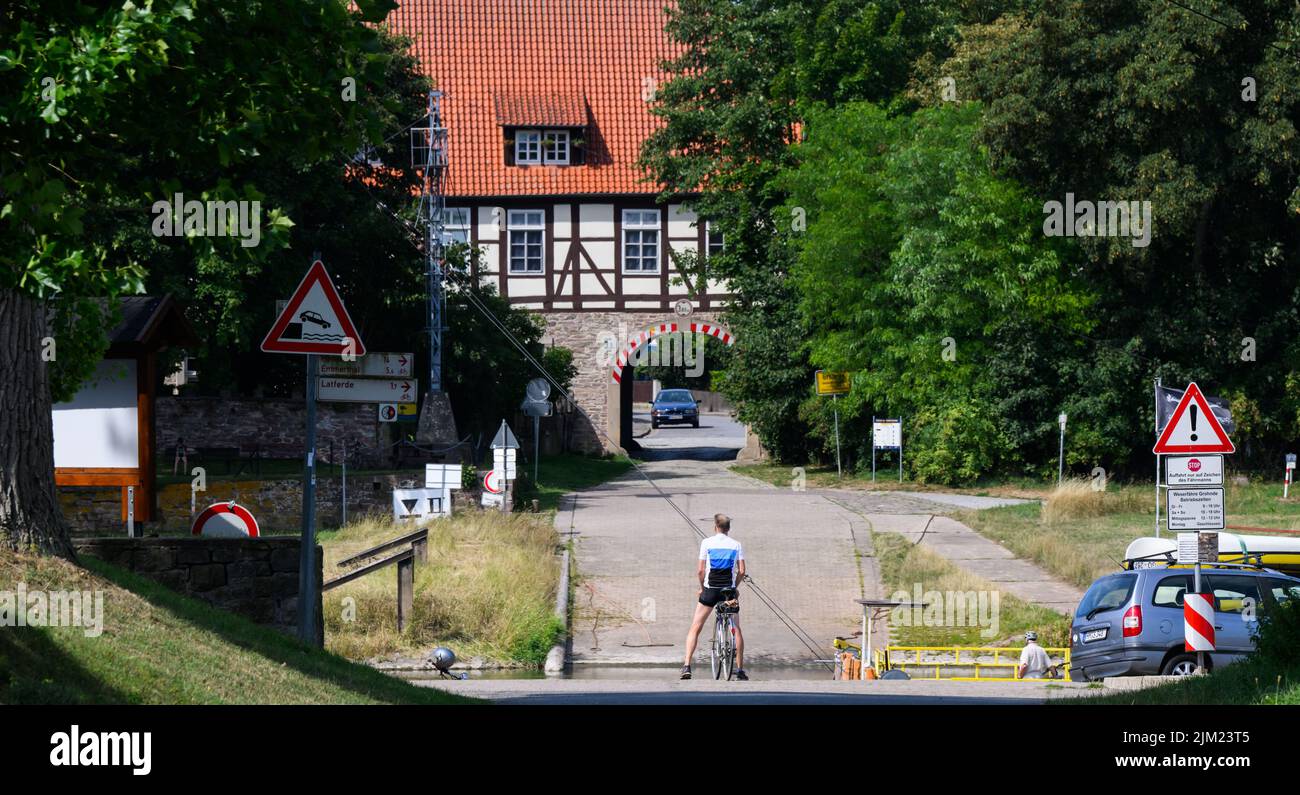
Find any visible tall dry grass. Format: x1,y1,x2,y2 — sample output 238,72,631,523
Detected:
1041,479,1147,524
320,510,561,665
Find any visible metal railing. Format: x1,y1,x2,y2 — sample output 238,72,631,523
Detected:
323,528,429,632
872,645,1073,682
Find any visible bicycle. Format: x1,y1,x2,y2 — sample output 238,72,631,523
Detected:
710,588,740,680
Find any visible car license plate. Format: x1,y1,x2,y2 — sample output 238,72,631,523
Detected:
1084,628,1107,642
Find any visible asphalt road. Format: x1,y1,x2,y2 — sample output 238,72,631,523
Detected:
632,409,747,461
414,676,1093,704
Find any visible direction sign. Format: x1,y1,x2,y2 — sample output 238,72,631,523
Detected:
493,448,517,480
1167,487,1226,530
192,502,260,538
319,352,414,378
1152,382,1235,454
1166,455,1223,487
397,402,418,423
318,376,416,404
815,370,851,396
261,260,366,356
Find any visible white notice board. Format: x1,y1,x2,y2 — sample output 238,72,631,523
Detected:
52,359,138,468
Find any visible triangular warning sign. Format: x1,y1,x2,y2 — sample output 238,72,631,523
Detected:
401,498,419,515
490,420,520,449
261,259,366,356
1153,382,1234,454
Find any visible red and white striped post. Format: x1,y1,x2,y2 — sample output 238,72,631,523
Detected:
1184,592,1215,673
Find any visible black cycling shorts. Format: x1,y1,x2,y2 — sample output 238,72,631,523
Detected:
699,587,738,608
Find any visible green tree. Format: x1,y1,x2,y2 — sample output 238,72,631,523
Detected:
1,0,401,556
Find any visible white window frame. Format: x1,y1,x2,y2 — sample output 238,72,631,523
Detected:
515,130,542,165
705,220,724,257
508,210,545,274
622,209,661,273
442,207,471,245
542,130,570,165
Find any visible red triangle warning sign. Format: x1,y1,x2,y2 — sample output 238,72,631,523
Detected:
1152,382,1234,454
261,260,366,356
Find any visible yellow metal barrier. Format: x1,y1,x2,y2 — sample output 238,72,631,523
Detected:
872,645,1072,682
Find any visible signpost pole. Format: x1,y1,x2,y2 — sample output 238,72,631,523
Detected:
1159,379,1170,540
533,415,540,485
298,353,320,645
898,416,903,483
871,416,877,483
341,443,347,528
833,394,842,479
1194,559,1205,674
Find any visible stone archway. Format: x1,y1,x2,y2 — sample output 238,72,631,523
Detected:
610,320,735,383
606,320,737,452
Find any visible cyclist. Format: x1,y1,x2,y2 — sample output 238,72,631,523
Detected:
681,513,747,680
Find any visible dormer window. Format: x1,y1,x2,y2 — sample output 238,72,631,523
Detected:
495,93,589,167
515,129,569,165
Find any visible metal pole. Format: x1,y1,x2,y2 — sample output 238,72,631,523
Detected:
1058,416,1065,488
898,417,903,483
341,443,347,528
1155,378,1161,538
299,354,320,645
871,416,877,483
126,486,135,538
833,394,842,479
533,415,540,484
1194,560,1205,673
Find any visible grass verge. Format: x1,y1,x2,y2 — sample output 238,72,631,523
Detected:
1077,659,1300,705
958,481,1300,590
319,511,562,665
516,452,634,512
872,532,1069,647
731,463,1049,499
0,549,473,704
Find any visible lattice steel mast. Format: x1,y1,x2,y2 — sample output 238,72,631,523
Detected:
413,90,448,393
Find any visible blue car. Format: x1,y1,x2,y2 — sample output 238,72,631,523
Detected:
651,389,699,429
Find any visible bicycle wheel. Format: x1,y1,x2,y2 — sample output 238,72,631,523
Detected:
710,615,723,679
722,618,735,680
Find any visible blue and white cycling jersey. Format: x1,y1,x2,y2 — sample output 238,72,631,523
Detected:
700,534,744,589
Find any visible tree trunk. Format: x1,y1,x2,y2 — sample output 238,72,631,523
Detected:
0,287,76,559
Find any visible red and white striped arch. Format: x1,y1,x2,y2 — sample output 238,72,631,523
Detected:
611,322,735,384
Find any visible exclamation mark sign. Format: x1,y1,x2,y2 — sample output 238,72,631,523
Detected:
1189,404,1198,442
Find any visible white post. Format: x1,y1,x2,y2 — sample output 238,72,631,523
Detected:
1058,412,1067,487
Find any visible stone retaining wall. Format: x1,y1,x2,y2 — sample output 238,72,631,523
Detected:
73,536,322,642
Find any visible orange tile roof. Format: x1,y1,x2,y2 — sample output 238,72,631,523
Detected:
385,0,679,198
493,93,589,127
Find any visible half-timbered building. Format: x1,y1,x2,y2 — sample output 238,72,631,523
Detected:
388,0,736,452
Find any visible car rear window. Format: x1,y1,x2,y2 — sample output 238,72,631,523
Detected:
1076,573,1137,618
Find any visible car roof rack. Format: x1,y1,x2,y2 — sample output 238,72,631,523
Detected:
1122,551,1279,574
